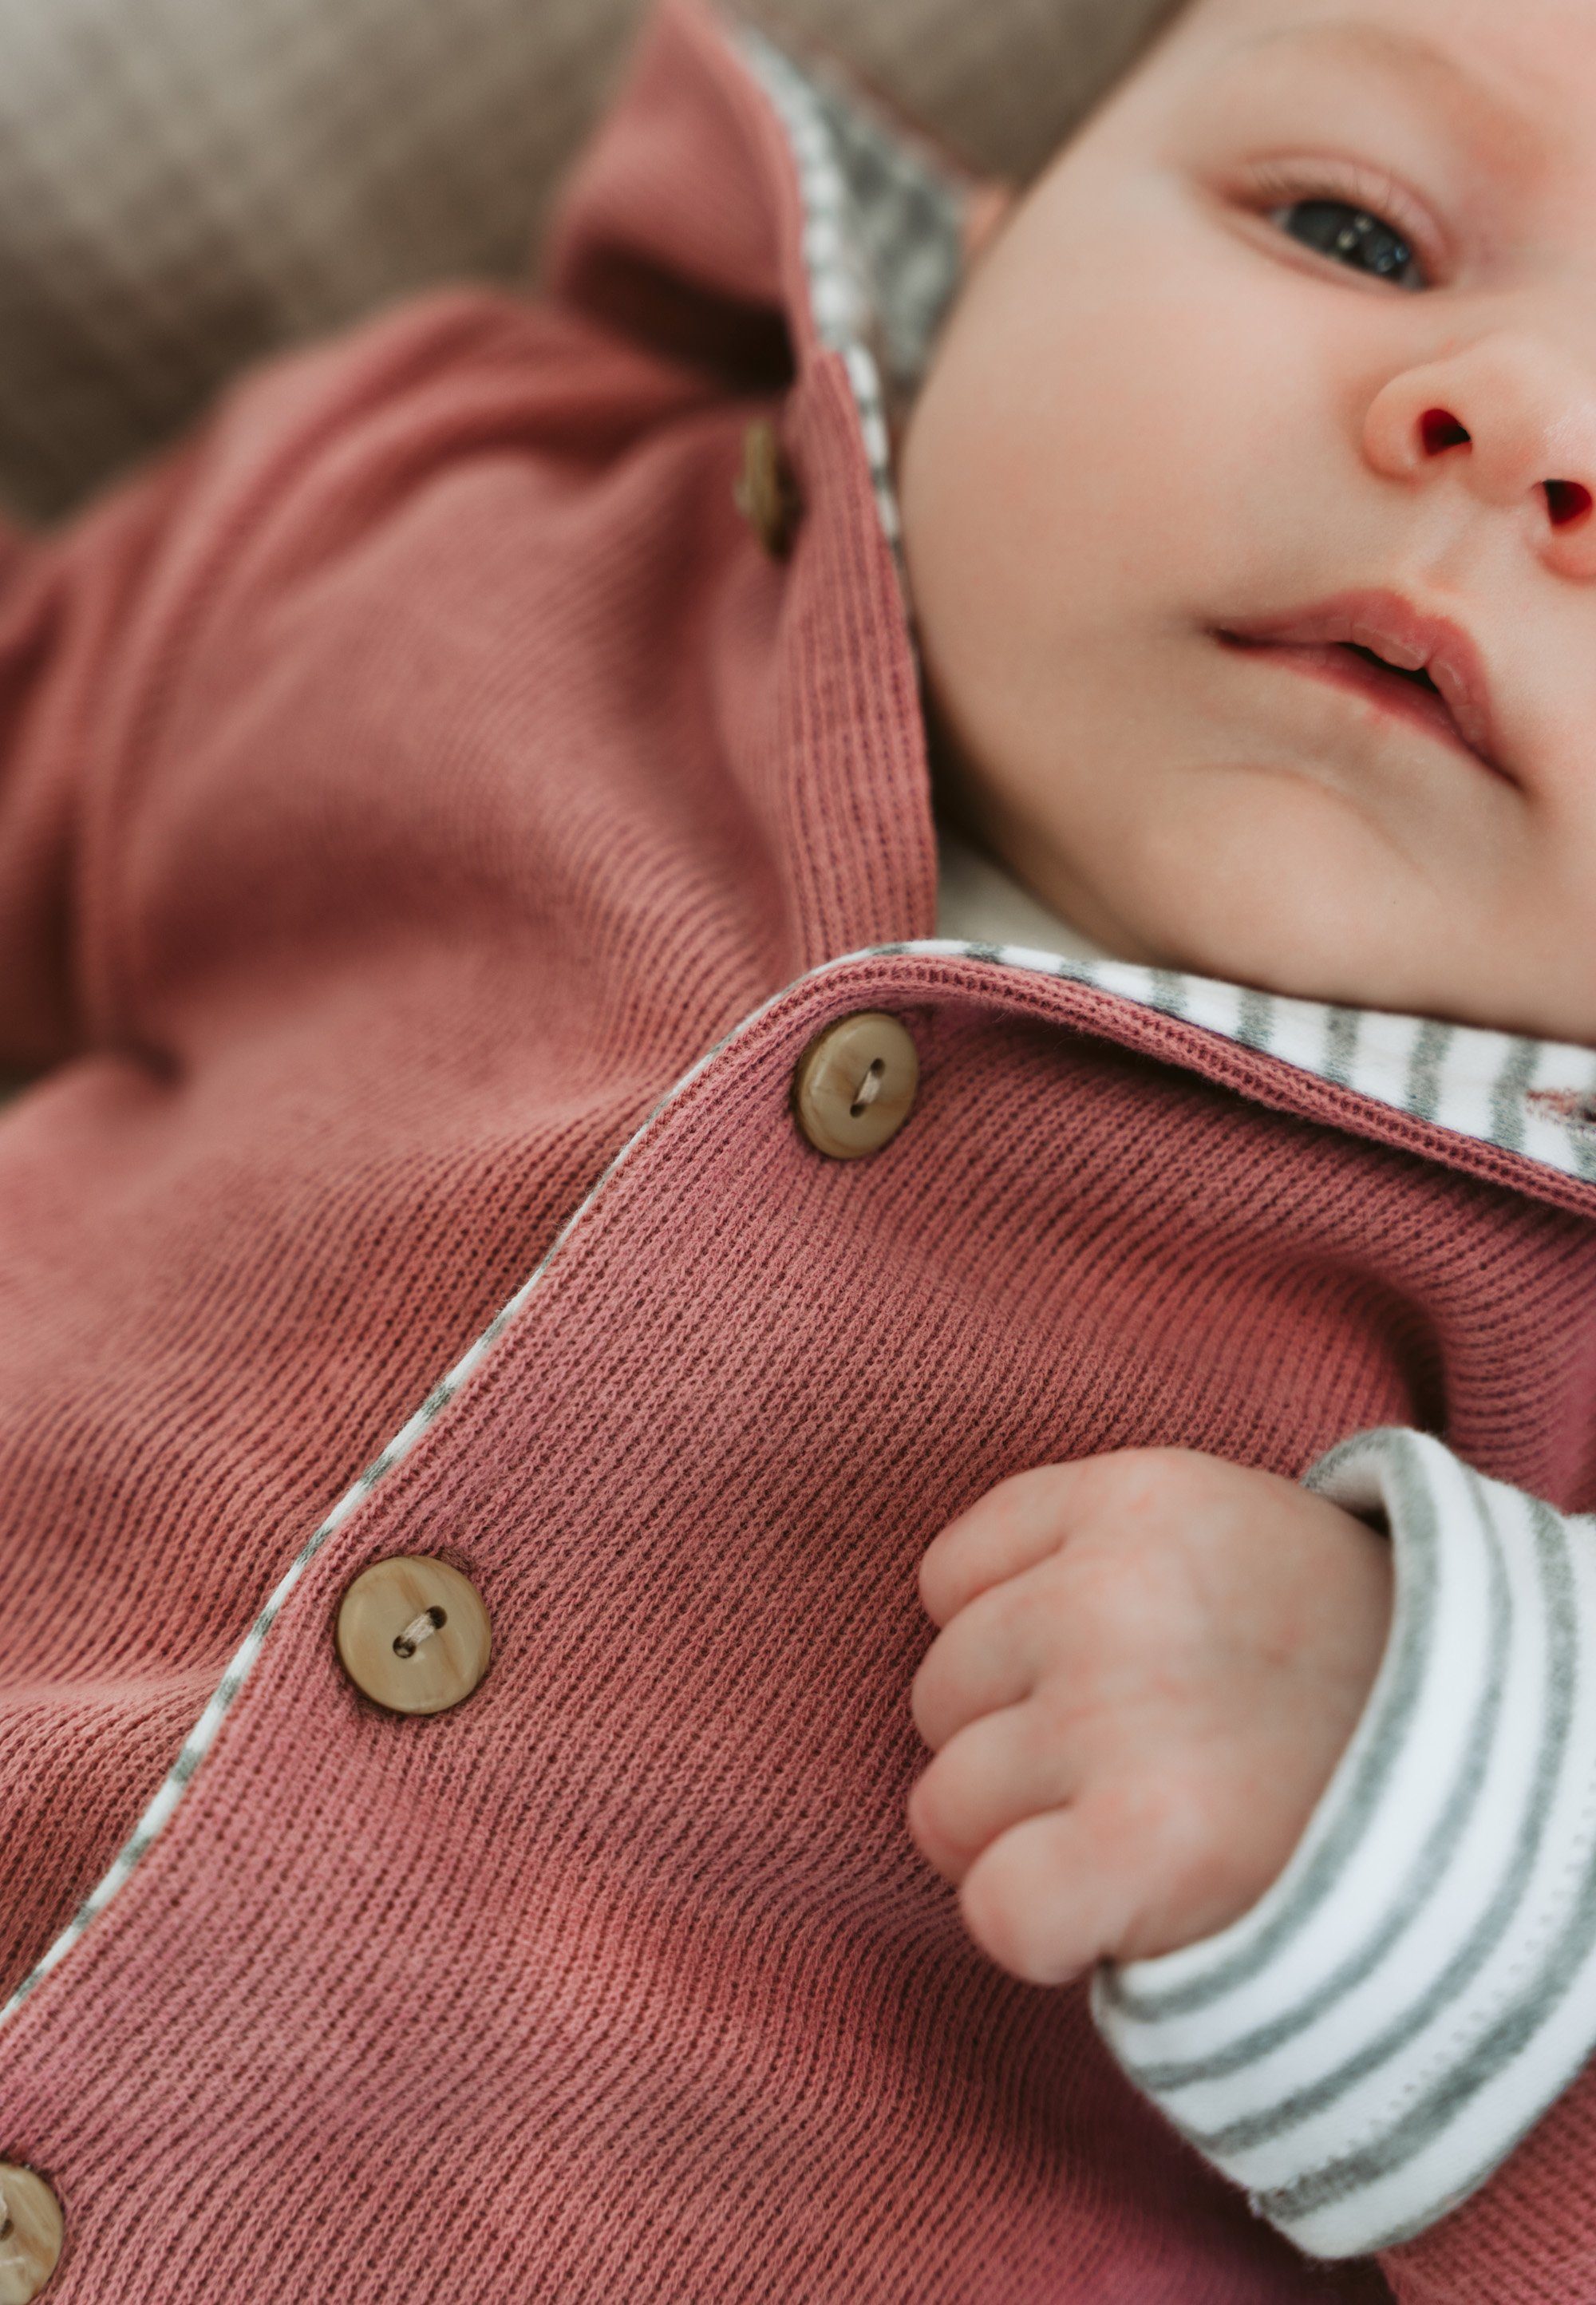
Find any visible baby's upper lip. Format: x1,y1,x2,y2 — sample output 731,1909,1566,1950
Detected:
1217,590,1512,781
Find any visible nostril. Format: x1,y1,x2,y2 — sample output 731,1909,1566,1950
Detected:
1420,407,1472,455
1545,479,1594,530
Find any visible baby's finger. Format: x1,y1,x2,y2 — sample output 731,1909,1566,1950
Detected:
958,1800,1144,1987
910,1568,1042,1750
907,1700,1077,1884
919,1464,1089,1627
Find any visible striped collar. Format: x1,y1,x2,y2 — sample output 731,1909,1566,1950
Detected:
734,21,1596,1188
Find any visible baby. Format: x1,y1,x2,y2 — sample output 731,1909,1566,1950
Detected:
896,0,1596,2277
903,0,1595,1997
1,0,1594,2297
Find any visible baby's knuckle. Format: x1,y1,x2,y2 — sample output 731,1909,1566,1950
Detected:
921,1490,1032,1620
1032,1548,1145,1656
1124,1446,1214,1509
969,1866,1078,1986
908,1650,947,1745
1060,1448,1180,1529
917,1535,967,1625
960,1860,1033,1975
906,1769,958,1871
1112,1767,1226,1889
985,1462,1069,1512
1080,1451,1247,1568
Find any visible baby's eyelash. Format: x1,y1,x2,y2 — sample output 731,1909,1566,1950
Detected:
1237,158,1447,283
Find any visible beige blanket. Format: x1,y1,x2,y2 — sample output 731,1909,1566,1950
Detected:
0,0,1175,522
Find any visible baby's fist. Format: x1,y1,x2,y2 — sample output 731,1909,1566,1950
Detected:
907,1449,1393,1984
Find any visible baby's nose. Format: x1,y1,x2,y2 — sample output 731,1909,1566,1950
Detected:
1363,333,1596,579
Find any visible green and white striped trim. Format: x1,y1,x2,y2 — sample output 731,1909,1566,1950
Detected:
894,937,1596,1182
734,24,966,569
0,961,804,2027
1095,1430,1596,2257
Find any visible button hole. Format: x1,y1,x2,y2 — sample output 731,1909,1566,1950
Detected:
393,1604,447,1659
849,1058,887,1117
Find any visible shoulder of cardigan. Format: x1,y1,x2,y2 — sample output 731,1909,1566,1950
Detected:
726,14,1596,1186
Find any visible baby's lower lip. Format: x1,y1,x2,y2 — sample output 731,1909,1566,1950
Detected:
1215,632,1500,778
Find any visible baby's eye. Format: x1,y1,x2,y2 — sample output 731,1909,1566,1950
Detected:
1272,199,1426,290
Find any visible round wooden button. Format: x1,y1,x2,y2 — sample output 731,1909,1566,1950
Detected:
335,1556,491,1716
792,1011,919,1160
733,417,800,559
0,2165,63,2303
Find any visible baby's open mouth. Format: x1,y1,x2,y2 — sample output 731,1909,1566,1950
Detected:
1214,591,1513,784
1227,635,1470,757
1344,642,1440,697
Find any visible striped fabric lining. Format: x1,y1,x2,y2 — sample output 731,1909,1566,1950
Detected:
733,24,965,568
872,939,1596,1184
759,35,967,406
1094,1432,1596,2256
735,27,902,557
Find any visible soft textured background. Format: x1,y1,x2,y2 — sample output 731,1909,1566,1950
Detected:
0,0,1179,523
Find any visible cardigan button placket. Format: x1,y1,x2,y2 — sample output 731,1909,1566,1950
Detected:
335,1556,492,1715
792,1012,919,1160
0,2163,63,2302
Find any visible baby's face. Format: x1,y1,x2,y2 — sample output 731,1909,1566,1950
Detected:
899,0,1596,1042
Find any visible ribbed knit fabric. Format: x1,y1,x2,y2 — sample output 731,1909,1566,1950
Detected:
2,3,1595,2297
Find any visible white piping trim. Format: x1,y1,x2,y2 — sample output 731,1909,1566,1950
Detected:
735,26,903,560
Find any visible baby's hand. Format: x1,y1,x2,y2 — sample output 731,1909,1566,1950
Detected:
907,1450,1394,1983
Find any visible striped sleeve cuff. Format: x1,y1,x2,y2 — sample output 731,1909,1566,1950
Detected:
1089,1429,1596,2260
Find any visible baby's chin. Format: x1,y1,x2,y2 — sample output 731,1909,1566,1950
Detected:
978,802,1584,1047
1131,906,1585,1047
916,663,1591,1045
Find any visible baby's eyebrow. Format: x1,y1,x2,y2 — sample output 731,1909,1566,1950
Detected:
1222,18,1547,184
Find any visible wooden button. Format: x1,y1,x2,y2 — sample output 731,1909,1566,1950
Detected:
792,1011,919,1160
733,417,800,558
335,1556,491,1716
0,2165,63,2303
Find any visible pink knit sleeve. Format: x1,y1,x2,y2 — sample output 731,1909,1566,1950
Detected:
0,283,569,1082
1380,2076,1596,2299
0,443,206,1073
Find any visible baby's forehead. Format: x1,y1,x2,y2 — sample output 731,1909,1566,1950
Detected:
1163,0,1560,101
1132,0,1592,205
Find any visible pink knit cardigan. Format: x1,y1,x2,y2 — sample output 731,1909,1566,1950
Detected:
2,3,1595,2295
